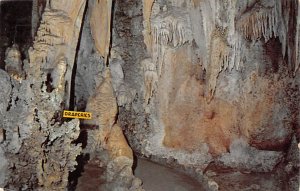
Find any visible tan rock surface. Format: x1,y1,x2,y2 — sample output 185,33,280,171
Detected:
107,124,133,160
159,46,239,156
142,0,155,53
90,0,112,63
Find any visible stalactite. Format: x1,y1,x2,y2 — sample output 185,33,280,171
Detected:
198,0,216,69
90,0,112,65
206,29,230,102
234,0,300,74
142,0,155,53
152,13,192,48
151,9,192,76
230,34,244,71
144,0,299,106
236,1,280,42
225,0,244,71
141,58,158,104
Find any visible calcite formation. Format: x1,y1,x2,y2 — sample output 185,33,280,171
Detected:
151,6,193,76
4,44,24,80
142,0,155,53
114,2,300,188
141,58,158,104
74,2,105,110
90,0,112,63
84,68,119,153
50,56,68,92
109,49,136,107
84,68,141,190
0,0,86,190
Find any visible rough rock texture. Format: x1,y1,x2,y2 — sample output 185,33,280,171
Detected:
0,70,12,120
0,0,86,190
219,138,283,172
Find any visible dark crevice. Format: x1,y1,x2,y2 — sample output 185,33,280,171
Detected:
263,37,282,74
50,110,63,126
14,96,19,104
45,73,54,93
68,1,117,189
34,108,40,123
67,1,89,189
69,0,89,111
67,153,90,191
2,129,6,142
69,55,77,111
6,79,14,111
0,0,34,69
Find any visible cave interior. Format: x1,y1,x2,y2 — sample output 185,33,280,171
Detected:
0,0,299,191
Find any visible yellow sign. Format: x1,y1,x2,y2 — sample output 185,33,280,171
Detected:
63,110,92,119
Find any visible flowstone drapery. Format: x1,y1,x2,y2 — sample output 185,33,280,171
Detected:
121,1,300,184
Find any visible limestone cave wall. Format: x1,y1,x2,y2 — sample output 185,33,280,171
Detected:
0,0,299,190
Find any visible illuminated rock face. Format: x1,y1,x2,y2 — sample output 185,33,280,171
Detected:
90,0,112,62
116,0,299,177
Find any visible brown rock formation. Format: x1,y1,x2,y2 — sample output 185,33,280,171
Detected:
90,0,112,63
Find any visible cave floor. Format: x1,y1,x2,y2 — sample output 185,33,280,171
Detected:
74,157,289,191
134,158,205,191
75,159,105,191
74,157,205,191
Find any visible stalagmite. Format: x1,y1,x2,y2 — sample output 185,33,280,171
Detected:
84,68,141,190
206,29,230,102
84,69,117,134
51,56,68,92
4,44,24,81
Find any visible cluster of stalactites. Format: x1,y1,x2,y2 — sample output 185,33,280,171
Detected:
234,0,300,75
152,14,192,48
237,1,282,42
144,0,300,102
151,8,193,76
192,0,300,100
29,6,71,64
